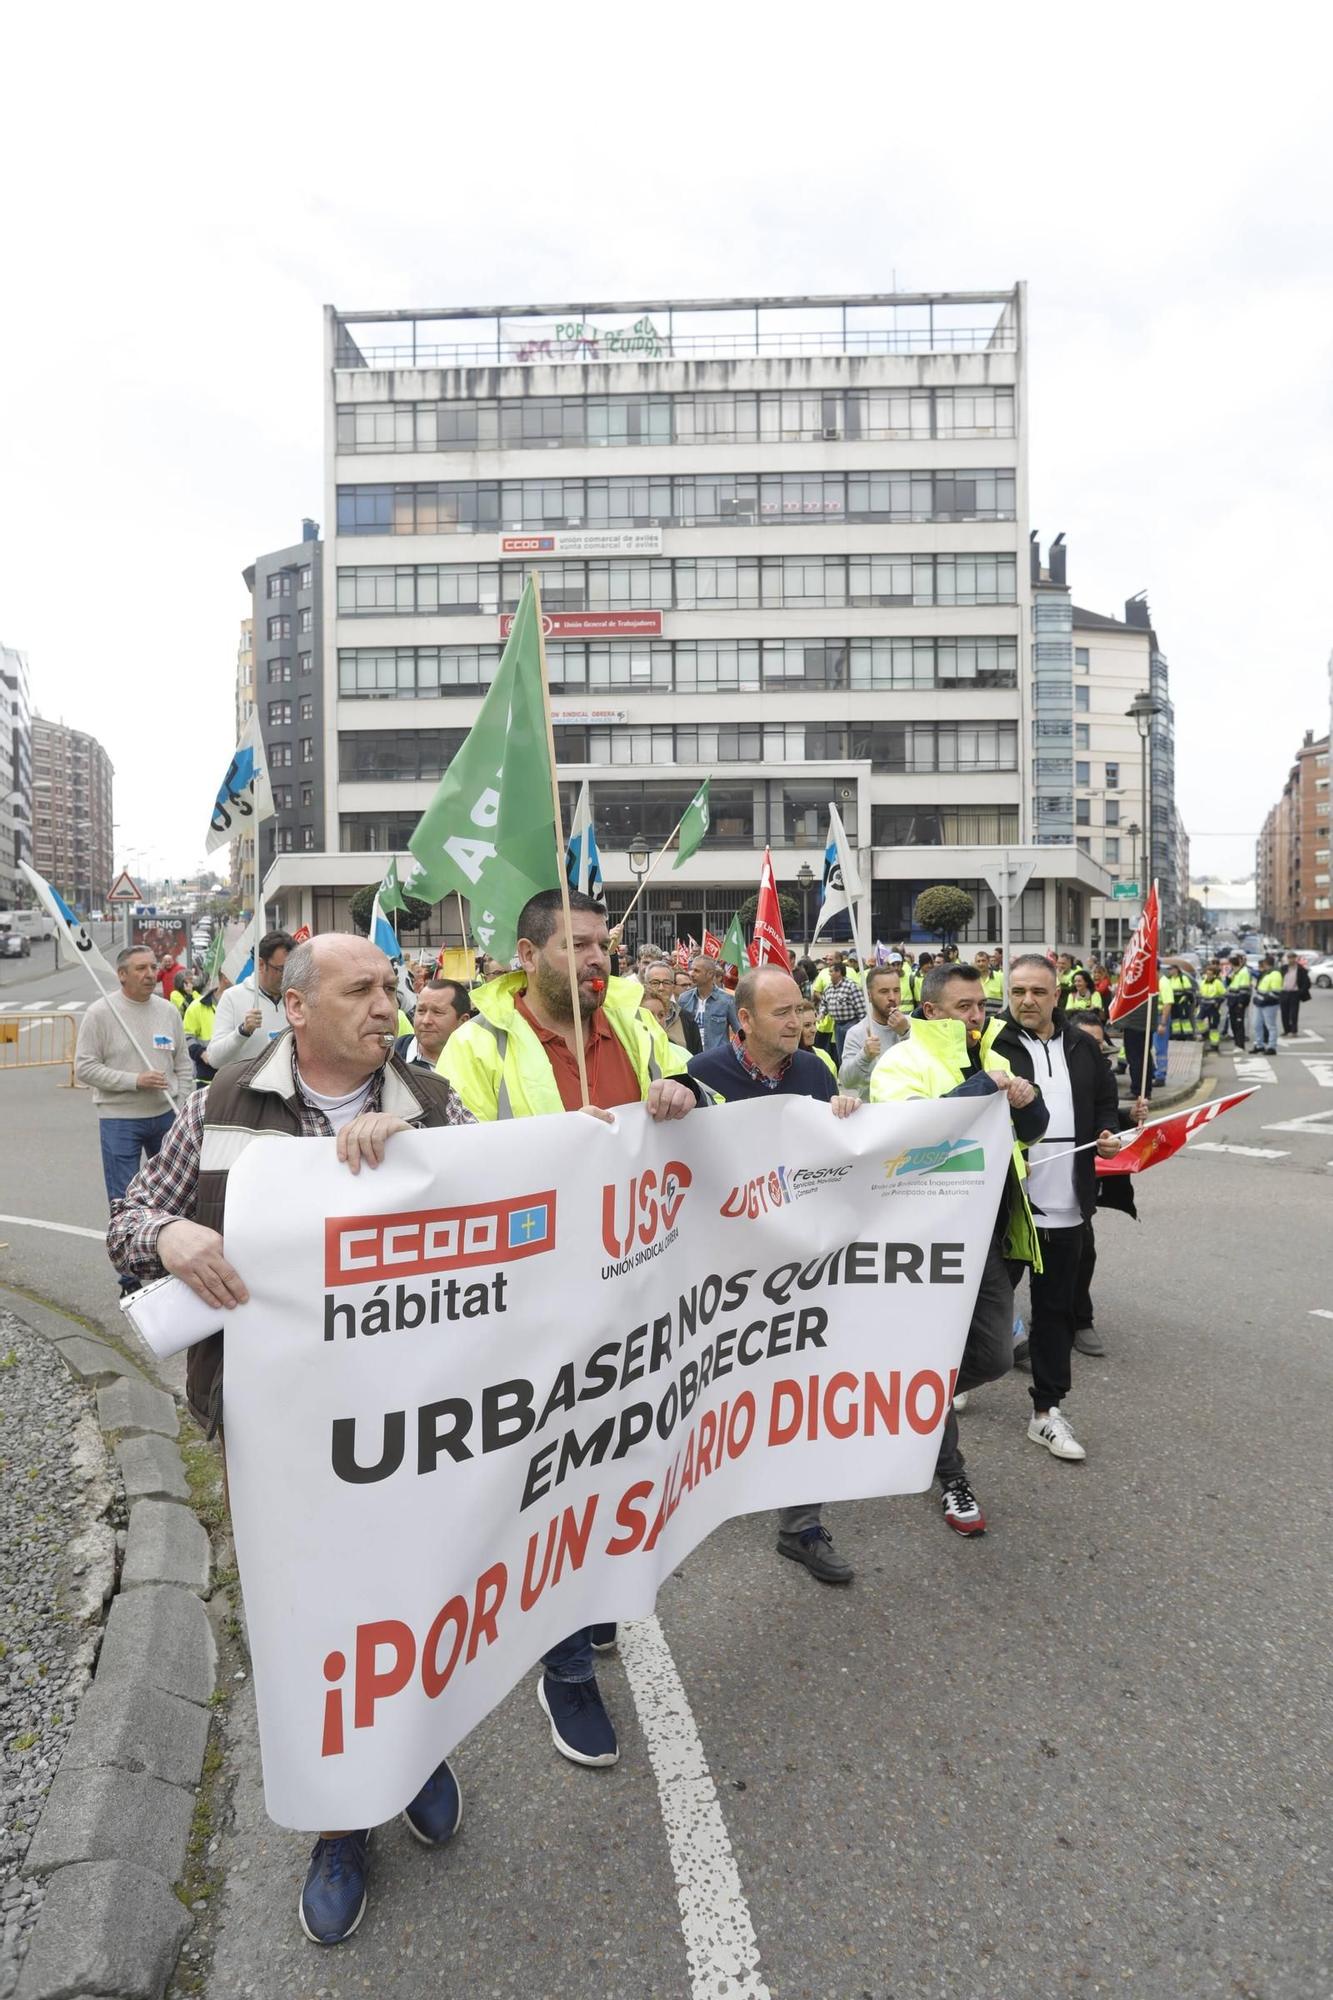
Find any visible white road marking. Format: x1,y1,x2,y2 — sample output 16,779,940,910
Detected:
1294,1027,1326,1042
619,1617,770,2000
1188,1142,1288,1159
1264,1108,1333,1136
1299,1059,1333,1087
1233,1055,1276,1085
0,1213,106,1241
1310,1310,1333,1321
57,1001,85,1012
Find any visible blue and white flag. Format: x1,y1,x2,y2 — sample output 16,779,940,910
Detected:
811,801,863,951
221,935,255,987
370,893,416,1018
206,713,275,855
565,781,603,900
19,861,116,988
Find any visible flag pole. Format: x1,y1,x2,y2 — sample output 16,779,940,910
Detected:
1138,878,1159,1106
531,574,591,1112
455,890,473,979
1033,1084,1256,1167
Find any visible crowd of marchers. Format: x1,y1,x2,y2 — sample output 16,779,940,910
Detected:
70,906,1257,1948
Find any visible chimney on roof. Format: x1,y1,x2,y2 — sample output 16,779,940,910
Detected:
302,518,319,543
1029,529,1040,587
1124,591,1151,630
1049,532,1067,589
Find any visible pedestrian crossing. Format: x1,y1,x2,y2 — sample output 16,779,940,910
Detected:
1233,1053,1276,1085
0,999,89,1014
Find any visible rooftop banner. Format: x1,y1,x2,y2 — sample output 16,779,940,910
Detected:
218,1091,1009,1829
502,316,672,364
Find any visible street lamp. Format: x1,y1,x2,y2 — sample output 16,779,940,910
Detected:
626,831,650,944
797,861,815,943
1126,821,1141,888
1126,693,1158,904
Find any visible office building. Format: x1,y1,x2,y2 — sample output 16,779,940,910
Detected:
0,644,32,912
241,521,324,911
264,291,1113,951
30,718,115,911
1069,591,1180,953
1258,730,1330,949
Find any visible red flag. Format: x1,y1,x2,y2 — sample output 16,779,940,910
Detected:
673,938,691,968
291,923,311,944
1107,883,1159,1023
702,928,722,959
1095,1087,1257,1176
751,847,791,973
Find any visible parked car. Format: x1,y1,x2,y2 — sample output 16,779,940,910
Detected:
0,932,31,959
1307,957,1333,989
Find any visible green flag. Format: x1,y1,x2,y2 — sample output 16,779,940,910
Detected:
719,910,748,971
401,580,559,958
672,778,711,869
203,926,226,986
379,856,407,915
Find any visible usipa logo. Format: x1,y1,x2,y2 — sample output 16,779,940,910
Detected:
601,1163,691,1258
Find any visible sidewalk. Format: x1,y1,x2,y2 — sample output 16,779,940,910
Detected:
1117,1036,1205,1113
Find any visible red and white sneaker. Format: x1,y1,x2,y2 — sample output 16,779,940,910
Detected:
940,1476,986,1535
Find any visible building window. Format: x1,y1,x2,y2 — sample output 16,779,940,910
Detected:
270,743,292,767
277,828,294,853
299,697,314,722
301,825,317,850
266,574,291,599
1074,646,1090,670
1074,685,1090,712
268,701,292,726
267,615,291,640
1105,799,1120,826
1075,798,1091,826
299,652,312,674
1105,837,1120,862
1105,761,1119,788
1076,836,1090,853
267,659,291,683
299,607,313,634
300,565,313,590
1075,760,1090,786
273,784,293,809
301,784,314,808
300,738,314,763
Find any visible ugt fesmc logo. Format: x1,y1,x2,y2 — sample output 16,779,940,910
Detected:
601,1163,691,1261
325,1192,557,1286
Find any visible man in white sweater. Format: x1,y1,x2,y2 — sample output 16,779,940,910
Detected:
837,962,911,1099
205,929,294,1069
75,945,195,1293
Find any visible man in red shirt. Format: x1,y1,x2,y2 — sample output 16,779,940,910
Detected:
441,889,708,1769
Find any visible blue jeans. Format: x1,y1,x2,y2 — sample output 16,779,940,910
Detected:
1152,1016,1171,1082
1252,1000,1279,1052
99,1114,174,1286
543,1628,593,1684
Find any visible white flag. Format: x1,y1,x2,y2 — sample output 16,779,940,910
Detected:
565,781,603,899
206,713,274,855
19,861,116,988
811,801,862,944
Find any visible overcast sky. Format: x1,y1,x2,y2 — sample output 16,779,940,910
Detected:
3,5,1329,891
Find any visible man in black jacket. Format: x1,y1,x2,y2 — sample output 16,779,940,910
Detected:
992,956,1122,1464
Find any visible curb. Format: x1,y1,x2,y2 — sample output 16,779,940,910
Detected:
0,1285,213,2000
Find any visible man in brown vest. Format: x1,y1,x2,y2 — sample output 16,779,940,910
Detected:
107,932,474,1947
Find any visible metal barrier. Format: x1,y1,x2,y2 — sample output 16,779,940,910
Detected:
0,1012,80,1087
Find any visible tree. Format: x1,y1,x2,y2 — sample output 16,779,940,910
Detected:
348,882,436,938
736,889,801,930
913,885,976,944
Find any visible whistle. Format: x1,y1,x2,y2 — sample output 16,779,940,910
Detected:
590,978,606,994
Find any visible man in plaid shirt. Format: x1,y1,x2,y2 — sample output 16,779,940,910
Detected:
107,931,475,1948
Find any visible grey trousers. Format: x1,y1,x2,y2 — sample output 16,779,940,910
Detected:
934,1237,1017,1485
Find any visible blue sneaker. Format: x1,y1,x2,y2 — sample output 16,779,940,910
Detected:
590,1623,618,1652
299,1830,370,1945
402,1756,462,1846
537,1672,619,1767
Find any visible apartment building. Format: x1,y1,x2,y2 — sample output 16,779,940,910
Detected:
0,643,32,911
263,291,1110,951
242,522,324,907
1258,730,1331,950
30,718,114,911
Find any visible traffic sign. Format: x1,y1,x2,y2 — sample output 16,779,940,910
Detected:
106,870,144,904
1112,881,1141,900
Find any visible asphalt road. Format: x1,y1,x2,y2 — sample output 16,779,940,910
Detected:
2,972,1330,2000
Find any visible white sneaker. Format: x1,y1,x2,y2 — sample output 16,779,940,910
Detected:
1027,1405,1087,1461
951,1391,969,1412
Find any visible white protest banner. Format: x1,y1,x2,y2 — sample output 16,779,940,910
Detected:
220,1090,1010,1830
